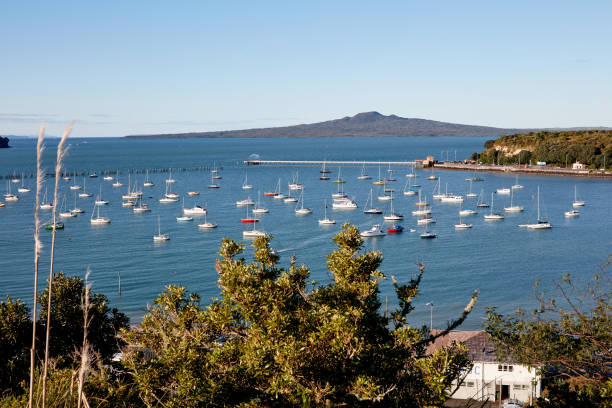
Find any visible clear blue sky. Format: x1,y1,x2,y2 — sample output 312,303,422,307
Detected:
2,1,611,137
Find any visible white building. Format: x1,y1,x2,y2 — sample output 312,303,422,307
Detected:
427,330,541,405
572,161,586,169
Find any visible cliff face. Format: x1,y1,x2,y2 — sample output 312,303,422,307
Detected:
125,111,530,139
0,137,9,148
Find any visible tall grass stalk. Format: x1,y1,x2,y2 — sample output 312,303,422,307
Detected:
29,123,45,408
77,269,91,408
41,122,73,408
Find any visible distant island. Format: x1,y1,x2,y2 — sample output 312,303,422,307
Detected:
0,136,9,148
125,111,533,139
473,130,612,169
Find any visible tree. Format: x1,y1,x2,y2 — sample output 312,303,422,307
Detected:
0,297,30,395
485,261,612,407
37,272,129,366
122,224,478,407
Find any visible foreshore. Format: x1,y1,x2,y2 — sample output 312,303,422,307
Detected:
433,162,612,178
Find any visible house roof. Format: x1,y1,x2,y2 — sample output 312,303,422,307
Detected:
427,330,501,363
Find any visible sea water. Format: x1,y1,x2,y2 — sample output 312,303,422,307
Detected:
1,136,610,329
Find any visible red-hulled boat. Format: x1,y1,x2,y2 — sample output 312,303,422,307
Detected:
241,218,259,223
387,225,404,233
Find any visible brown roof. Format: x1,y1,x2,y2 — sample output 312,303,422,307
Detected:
427,330,500,363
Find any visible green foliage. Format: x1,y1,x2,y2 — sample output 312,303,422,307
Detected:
38,272,129,366
0,296,30,395
122,225,478,407
485,263,612,407
477,130,612,168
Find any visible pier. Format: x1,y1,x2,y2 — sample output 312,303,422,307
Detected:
243,160,417,166
0,165,222,180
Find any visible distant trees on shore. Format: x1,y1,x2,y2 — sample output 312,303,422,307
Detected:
474,130,612,168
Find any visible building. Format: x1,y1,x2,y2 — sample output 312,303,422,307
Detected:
572,161,586,170
427,330,541,405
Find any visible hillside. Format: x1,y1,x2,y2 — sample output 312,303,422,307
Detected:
125,112,530,139
473,130,612,169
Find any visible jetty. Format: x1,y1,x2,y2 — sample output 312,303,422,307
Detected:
243,160,417,166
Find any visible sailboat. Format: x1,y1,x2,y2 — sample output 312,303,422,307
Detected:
70,192,84,214
242,171,253,189
519,186,551,229
103,174,113,181
483,192,504,220
405,163,416,178
70,172,82,190
288,171,303,190
252,191,269,214
504,187,524,212
59,194,76,218
318,200,336,224
177,198,194,221
419,221,437,239
94,185,109,205
512,174,524,189
17,173,30,193
357,163,371,180
265,178,281,197
432,179,446,200
283,188,298,203
133,196,151,213
572,185,585,207
79,177,93,198
241,203,259,223
236,196,255,206
386,164,396,181
383,192,402,221
320,161,330,174
143,169,154,187
426,169,437,180
90,201,111,224
242,209,266,238
198,210,218,229
363,189,382,214
4,181,19,202
403,180,416,196
207,170,220,188
332,180,348,199
40,188,53,208
11,172,20,183
295,189,312,215
153,216,170,241
166,168,176,184
466,180,478,198
455,203,472,229
415,189,429,207
160,180,179,203
476,189,489,208
373,165,386,185
332,167,345,184
112,170,123,187
496,187,511,195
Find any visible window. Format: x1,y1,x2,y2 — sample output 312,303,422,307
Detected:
497,364,514,372
513,384,529,390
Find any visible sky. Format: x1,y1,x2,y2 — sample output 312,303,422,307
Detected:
1,1,612,137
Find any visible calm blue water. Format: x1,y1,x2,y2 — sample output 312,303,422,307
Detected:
1,137,610,330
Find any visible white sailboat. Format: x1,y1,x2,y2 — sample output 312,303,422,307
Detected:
357,163,371,180
243,208,266,238
295,189,312,215
112,170,123,187
198,211,218,229
420,222,437,239
160,180,179,203
318,200,336,224
153,215,170,241
496,187,511,195
207,170,220,189
252,191,269,214
520,186,551,229
95,185,109,205
288,171,303,190
90,201,111,224
432,179,446,200
512,174,524,189
403,179,416,196
143,169,154,187
242,171,253,190
504,188,524,212
455,203,472,229
572,185,585,207
177,198,194,221
363,189,382,214
70,172,82,190
4,181,19,202
59,194,76,218
383,192,402,221
70,192,84,214
476,189,489,208
166,168,176,184
283,188,298,203
236,196,255,206
133,196,151,213
39,188,52,208
103,174,113,181
415,189,430,207
17,173,30,193
466,180,478,198
483,192,504,220
79,177,93,198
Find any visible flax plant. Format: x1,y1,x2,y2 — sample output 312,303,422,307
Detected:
41,122,73,408
28,123,45,408
77,269,91,408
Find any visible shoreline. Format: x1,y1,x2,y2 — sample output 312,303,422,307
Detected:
433,162,612,178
